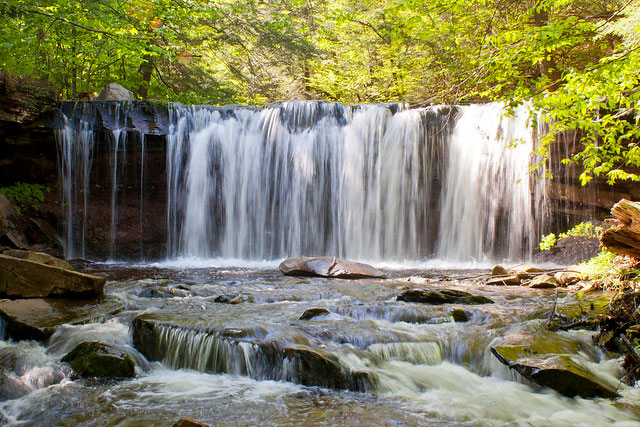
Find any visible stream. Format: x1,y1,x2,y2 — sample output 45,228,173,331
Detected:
1,262,639,425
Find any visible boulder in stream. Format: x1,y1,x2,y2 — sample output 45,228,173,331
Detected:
279,257,386,279
397,289,493,305
491,265,508,276
62,341,135,378
491,329,619,399
528,274,558,289
0,253,105,298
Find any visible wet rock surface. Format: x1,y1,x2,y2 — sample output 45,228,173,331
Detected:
0,297,124,341
0,254,105,298
397,289,493,305
280,257,386,279
491,328,619,399
529,274,558,289
300,308,331,320
62,341,135,378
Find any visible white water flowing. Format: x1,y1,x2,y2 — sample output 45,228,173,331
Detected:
437,104,538,261
57,101,544,262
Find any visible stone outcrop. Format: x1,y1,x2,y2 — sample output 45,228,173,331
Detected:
0,253,105,298
397,289,493,305
62,341,135,378
0,297,124,341
95,83,135,101
279,257,385,279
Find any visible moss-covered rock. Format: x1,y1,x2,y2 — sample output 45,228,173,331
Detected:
491,328,619,399
451,309,469,322
62,341,135,378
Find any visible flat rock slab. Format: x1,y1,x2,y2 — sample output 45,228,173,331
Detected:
279,257,386,279
0,254,105,298
491,329,619,399
0,297,124,341
397,289,493,305
2,250,73,270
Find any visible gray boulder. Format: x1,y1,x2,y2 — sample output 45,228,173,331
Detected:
0,254,105,298
95,83,134,101
280,257,385,279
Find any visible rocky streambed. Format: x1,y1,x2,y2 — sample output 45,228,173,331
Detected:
0,261,639,425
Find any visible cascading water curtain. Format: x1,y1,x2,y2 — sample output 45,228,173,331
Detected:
57,100,545,262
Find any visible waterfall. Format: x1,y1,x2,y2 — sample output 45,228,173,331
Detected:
56,100,543,262
436,104,538,261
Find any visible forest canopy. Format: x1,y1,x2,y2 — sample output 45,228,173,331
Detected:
1,0,639,182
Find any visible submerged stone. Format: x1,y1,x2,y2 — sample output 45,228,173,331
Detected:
299,308,331,320
0,254,105,298
62,341,135,378
213,294,254,304
397,289,493,305
279,257,386,279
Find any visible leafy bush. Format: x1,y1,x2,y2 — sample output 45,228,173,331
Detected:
0,182,48,214
539,222,603,251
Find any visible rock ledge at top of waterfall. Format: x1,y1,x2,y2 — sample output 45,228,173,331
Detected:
279,257,386,279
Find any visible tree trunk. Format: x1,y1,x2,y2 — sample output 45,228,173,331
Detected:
137,54,153,99
601,199,640,259
533,2,562,91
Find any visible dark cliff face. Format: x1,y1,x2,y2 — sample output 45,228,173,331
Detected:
1,76,636,261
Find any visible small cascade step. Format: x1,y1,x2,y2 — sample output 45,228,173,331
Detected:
132,314,371,391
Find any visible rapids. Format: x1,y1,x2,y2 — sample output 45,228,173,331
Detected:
0,265,639,425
